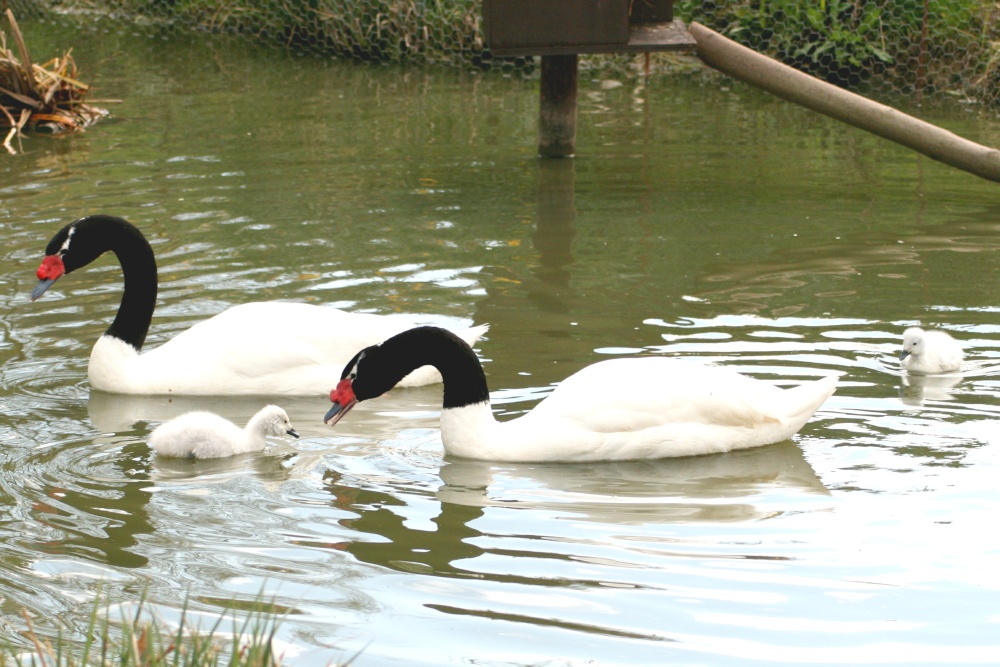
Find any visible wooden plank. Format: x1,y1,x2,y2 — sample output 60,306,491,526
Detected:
489,20,695,57
484,0,630,55
626,21,696,52
689,21,1000,183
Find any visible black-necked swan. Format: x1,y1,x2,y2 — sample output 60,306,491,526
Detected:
30,215,488,395
323,326,839,462
899,327,963,374
149,404,298,458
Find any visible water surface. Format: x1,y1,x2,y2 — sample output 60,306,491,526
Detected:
2,19,1000,666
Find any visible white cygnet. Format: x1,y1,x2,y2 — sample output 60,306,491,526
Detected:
149,405,299,459
899,327,964,374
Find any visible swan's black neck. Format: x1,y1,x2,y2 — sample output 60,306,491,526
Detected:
346,326,489,409
52,215,157,351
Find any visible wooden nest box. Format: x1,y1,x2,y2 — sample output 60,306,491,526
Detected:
482,0,693,56
481,0,695,157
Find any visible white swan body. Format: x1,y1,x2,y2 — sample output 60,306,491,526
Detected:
149,404,298,459
438,359,838,461
31,215,488,396
87,303,488,395
899,327,963,374
324,327,838,463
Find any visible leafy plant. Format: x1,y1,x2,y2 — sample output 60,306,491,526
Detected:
679,0,989,92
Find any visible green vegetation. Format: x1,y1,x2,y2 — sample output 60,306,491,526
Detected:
678,0,994,96
7,0,1000,98
110,0,483,64
1,597,327,667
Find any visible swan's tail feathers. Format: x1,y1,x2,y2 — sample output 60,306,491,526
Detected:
461,323,490,347
782,374,838,426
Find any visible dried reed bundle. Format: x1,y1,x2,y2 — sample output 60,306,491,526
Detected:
0,8,107,154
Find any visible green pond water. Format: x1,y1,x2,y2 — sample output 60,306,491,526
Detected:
2,18,1000,666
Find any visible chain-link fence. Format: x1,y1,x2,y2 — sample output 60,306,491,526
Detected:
5,0,1000,105
682,0,998,105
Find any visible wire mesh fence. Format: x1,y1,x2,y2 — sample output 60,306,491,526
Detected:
5,0,1000,106
682,0,999,105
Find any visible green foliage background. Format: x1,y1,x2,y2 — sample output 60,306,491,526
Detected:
6,0,1000,102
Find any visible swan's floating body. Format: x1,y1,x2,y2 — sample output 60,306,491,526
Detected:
31,215,487,395
149,404,298,459
83,301,487,395
323,326,838,463
899,327,963,374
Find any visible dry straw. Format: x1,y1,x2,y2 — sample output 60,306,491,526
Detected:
0,8,107,154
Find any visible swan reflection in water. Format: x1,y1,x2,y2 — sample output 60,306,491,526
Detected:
899,372,963,406
88,385,832,579
893,355,1000,407
437,441,829,520
322,441,830,579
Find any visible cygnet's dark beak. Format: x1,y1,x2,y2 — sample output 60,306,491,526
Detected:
286,428,300,439
898,350,911,361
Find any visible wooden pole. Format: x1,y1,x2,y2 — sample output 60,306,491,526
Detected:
689,21,1000,184
538,54,578,158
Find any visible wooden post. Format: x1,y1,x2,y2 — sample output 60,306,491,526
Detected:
538,55,578,158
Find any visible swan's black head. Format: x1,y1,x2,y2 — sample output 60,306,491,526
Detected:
323,326,490,427
31,215,145,301
323,345,381,426
32,220,77,301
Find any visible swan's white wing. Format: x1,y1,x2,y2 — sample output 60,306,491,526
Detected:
124,302,486,395
486,358,836,462
530,358,786,427
160,302,402,362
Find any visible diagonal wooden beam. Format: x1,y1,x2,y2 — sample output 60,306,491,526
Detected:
689,21,1000,184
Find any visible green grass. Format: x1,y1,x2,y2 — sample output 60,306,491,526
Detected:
3,596,346,667
10,0,1000,101
105,0,484,64
155,0,1000,102
678,0,993,94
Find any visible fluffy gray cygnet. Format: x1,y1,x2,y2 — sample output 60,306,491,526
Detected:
899,327,964,374
149,405,298,459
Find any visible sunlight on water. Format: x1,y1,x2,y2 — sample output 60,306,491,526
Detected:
1,18,1000,667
